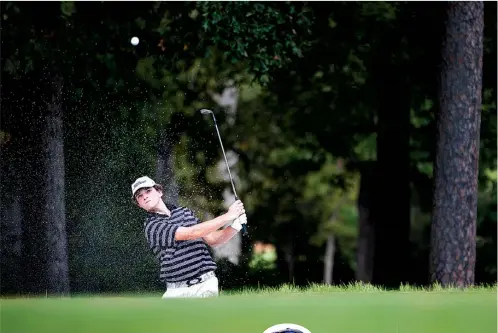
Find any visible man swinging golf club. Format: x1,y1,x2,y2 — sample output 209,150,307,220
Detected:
131,176,247,298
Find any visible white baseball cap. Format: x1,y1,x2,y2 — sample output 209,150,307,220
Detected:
131,176,156,198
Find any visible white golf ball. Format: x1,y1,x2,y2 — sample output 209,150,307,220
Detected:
130,37,139,46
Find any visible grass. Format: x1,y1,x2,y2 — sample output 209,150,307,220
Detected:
1,283,496,333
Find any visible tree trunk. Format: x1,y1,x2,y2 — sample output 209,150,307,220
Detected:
9,73,48,294
276,230,296,284
42,73,70,295
285,244,295,283
367,19,412,288
371,72,411,288
430,1,484,287
0,86,24,294
355,162,375,283
0,191,23,294
323,234,336,285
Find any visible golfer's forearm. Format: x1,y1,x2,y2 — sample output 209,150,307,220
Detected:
187,214,232,239
207,227,238,247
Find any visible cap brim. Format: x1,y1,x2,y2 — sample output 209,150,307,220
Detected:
131,185,153,199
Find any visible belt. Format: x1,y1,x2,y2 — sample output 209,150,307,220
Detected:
166,271,215,289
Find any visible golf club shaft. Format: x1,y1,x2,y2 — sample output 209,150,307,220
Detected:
210,114,248,236
212,116,238,197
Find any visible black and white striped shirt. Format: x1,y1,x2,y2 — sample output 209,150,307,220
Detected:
143,205,217,284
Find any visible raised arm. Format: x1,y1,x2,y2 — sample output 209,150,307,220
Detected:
175,200,245,241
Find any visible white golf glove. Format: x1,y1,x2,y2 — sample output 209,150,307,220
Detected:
230,213,247,232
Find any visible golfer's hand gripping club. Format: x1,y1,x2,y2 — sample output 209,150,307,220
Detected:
229,199,248,235
233,195,248,236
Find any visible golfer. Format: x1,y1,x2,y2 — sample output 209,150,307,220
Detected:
131,176,247,298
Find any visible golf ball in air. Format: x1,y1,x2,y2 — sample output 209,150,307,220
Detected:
131,37,139,46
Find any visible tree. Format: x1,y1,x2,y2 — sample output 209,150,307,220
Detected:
41,69,70,294
0,1,165,294
1,2,72,294
430,1,484,287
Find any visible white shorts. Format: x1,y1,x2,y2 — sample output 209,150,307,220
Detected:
162,275,219,299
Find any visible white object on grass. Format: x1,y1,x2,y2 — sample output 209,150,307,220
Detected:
263,323,312,333
130,37,139,46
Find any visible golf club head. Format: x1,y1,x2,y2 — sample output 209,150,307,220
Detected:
200,108,213,115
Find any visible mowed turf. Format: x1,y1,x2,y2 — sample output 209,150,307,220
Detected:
1,284,496,333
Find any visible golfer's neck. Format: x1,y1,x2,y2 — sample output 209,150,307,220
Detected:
151,201,171,216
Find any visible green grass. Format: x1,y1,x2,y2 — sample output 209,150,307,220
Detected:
1,283,496,333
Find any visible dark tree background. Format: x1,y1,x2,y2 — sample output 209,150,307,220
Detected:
0,1,495,295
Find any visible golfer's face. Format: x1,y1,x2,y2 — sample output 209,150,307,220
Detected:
135,187,162,211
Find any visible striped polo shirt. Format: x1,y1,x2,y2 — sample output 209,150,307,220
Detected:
143,205,217,284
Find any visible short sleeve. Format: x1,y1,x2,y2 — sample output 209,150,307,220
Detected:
146,222,179,248
185,208,202,225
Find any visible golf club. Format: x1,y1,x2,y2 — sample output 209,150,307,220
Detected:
200,108,248,236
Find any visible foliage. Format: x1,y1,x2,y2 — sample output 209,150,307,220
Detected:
475,177,497,282
249,249,277,271
195,1,315,84
301,155,360,269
